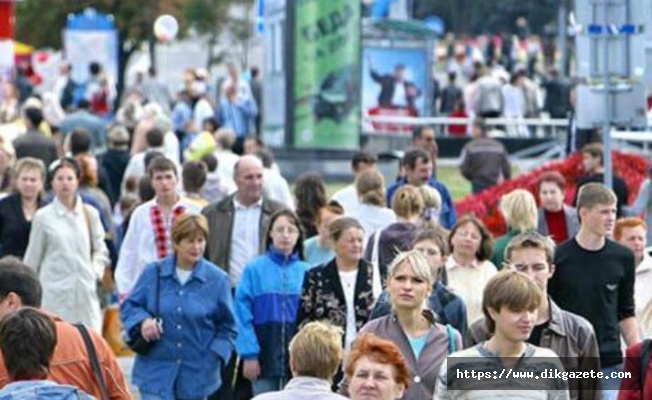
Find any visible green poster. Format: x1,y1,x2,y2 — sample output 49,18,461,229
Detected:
293,0,361,149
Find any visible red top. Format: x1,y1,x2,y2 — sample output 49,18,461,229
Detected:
544,209,568,244
618,341,650,400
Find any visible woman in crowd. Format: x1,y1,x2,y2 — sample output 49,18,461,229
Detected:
419,185,448,237
344,334,410,400
624,165,652,243
293,173,327,238
341,250,462,400
0,138,13,193
491,189,538,269
303,201,345,266
24,157,109,331
298,217,375,353
0,157,45,258
445,215,497,323
371,230,467,336
120,213,236,400
235,209,310,395
350,169,396,244
364,184,424,282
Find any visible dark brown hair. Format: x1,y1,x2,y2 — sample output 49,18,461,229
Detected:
448,215,494,261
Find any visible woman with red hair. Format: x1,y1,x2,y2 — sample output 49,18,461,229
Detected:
344,334,409,400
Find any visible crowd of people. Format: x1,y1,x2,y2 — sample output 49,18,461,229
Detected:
0,57,650,400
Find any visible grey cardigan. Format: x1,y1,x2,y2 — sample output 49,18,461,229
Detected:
536,205,580,242
253,377,347,400
338,311,462,400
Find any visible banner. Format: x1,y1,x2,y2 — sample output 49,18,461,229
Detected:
293,0,361,149
361,46,428,134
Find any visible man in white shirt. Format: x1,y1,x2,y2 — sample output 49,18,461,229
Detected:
115,157,201,299
330,151,377,213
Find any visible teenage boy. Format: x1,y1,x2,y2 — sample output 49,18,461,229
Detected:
467,231,600,400
436,270,569,399
549,182,639,399
115,156,202,298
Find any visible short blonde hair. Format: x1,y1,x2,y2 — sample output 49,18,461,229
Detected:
387,249,433,286
499,189,538,232
290,321,343,380
171,213,209,244
577,183,617,211
356,170,386,207
482,270,543,334
419,185,441,210
13,157,45,183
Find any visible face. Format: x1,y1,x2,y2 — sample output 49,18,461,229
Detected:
538,181,564,212
16,168,43,199
334,227,365,263
413,239,445,278
270,215,300,255
405,158,432,185
451,222,482,259
508,247,554,293
52,166,79,198
151,170,178,199
489,306,537,343
235,160,264,203
394,68,405,81
413,129,438,155
582,153,600,173
618,225,647,264
318,210,340,243
174,233,206,267
387,261,431,311
579,203,616,237
243,139,259,155
349,356,405,400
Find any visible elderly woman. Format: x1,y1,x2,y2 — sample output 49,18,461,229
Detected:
370,230,467,336
344,334,411,400
298,217,375,352
341,250,462,400
365,184,424,282
24,157,109,332
0,157,45,258
536,171,579,244
236,209,310,395
120,213,236,400
350,169,396,244
445,215,497,323
491,189,538,269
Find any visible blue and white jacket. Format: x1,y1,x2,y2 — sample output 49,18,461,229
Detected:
235,246,310,379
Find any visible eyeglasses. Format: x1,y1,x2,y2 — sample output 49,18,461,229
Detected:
272,226,299,236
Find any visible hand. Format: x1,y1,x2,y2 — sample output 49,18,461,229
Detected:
243,359,260,381
140,318,162,342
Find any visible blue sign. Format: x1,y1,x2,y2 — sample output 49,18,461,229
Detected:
587,24,640,35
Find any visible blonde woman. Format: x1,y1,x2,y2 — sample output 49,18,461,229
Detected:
418,185,449,238
491,189,538,269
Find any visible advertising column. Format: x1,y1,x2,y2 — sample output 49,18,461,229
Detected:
292,0,361,149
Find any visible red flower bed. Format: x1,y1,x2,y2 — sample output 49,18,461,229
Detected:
455,151,650,237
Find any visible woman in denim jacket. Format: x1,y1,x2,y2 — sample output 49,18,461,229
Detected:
235,209,310,396
120,213,236,400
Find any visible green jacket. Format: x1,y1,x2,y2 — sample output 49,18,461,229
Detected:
491,228,522,270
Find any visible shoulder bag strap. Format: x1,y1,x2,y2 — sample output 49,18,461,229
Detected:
75,323,110,400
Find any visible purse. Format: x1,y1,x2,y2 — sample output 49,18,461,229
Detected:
125,263,160,355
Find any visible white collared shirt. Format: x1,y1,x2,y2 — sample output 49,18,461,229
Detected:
229,197,263,287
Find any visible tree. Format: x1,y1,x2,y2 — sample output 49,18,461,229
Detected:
16,0,188,108
184,0,254,69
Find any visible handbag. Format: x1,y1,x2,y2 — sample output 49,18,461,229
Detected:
125,263,161,355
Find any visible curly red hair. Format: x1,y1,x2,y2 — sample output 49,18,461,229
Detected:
345,333,410,388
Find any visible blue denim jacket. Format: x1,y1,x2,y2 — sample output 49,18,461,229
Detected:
120,256,236,399
0,380,95,400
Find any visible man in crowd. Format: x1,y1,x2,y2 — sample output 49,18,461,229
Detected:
467,231,600,399
549,183,639,399
0,257,131,399
115,157,201,298
460,117,511,194
58,99,107,153
412,126,438,178
386,148,456,229
330,151,377,212
573,143,629,217
13,107,58,169
202,155,285,399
